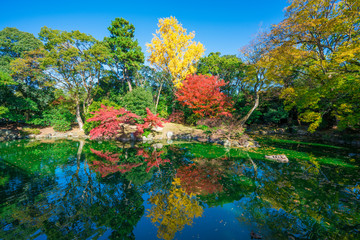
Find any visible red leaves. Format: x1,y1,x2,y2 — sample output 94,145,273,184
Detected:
167,111,185,124
175,74,233,118
176,163,223,195
144,108,165,129
87,105,165,140
89,148,142,177
136,149,170,173
136,108,165,135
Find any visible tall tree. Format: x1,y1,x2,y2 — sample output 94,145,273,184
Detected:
10,48,54,121
39,27,109,130
0,27,42,74
268,0,360,131
147,16,205,89
0,27,46,121
238,32,273,125
104,18,144,92
197,52,245,96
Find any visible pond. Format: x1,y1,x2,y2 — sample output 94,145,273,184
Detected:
0,137,359,239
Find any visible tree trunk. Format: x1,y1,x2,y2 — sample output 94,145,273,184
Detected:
239,92,260,126
127,79,133,92
77,140,85,161
155,82,163,113
76,100,84,130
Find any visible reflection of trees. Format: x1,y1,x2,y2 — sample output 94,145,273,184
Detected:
136,149,170,173
176,162,223,195
147,178,203,240
233,159,360,239
90,148,142,177
1,140,145,239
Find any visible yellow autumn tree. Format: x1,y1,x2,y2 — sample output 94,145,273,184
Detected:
147,16,205,89
147,178,204,240
267,0,360,131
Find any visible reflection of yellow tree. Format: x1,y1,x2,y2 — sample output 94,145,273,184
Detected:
147,178,203,240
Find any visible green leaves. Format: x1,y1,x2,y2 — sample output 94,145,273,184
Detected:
104,18,144,91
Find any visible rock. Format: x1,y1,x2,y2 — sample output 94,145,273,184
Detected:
166,131,173,140
297,130,308,136
231,141,241,148
224,139,231,147
196,137,208,143
238,139,249,147
265,154,289,163
152,143,163,149
153,126,163,132
28,134,36,139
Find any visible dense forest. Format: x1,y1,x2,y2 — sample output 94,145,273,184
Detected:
0,0,359,136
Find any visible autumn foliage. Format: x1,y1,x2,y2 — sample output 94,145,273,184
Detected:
136,149,170,173
176,163,223,195
136,108,165,135
175,74,233,118
86,105,165,140
89,149,142,177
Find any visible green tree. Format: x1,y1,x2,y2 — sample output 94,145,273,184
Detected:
122,87,155,117
104,18,144,92
0,28,49,122
197,52,245,96
39,27,109,130
0,27,42,73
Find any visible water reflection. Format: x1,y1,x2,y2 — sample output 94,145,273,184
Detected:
147,178,203,240
0,139,359,239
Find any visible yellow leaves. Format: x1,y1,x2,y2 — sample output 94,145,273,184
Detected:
299,111,322,133
147,177,204,240
146,16,205,89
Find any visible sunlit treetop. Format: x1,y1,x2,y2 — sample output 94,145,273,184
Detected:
147,16,205,89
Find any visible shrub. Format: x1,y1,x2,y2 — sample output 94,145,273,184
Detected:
21,127,41,136
167,111,185,124
122,88,155,117
83,99,120,134
39,107,74,132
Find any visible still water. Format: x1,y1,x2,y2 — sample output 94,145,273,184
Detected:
0,137,359,239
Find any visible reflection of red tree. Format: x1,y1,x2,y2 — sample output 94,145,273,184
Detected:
176,163,223,195
90,149,142,177
136,149,170,173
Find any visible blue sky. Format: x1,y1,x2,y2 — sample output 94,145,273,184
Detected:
1,0,288,58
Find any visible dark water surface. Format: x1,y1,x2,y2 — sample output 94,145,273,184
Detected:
0,137,359,239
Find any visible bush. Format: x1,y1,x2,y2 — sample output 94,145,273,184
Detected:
168,111,185,124
122,88,155,118
42,107,74,132
53,119,72,132
21,127,41,136
83,99,120,134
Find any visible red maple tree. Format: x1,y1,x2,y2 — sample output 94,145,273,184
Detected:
175,74,233,118
86,105,141,140
136,108,165,135
86,106,165,140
